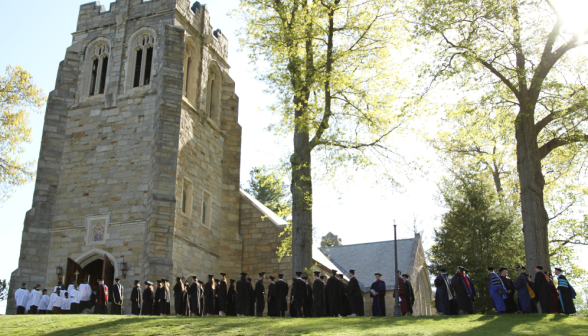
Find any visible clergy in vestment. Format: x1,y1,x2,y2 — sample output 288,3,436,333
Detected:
142,281,154,315
488,267,506,314
28,284,43,314
235,272,251,316
204,275,216,316
533,266,551,313
312,272,326,317
275,274,289,317
434,268,453,315
325,269,341,317
130,280,142,315
188,276,200,316
393,271,408,315
513,266,533,313
254,272,266,317
95,279,108,314
38,289,50,314
554,268,576,315
338,274,350,317
403,274,415,316
370,273,386,316
452,266,474,315
303,277,313,318
227,279,237,316
217,273,228,316
346,270,365,316
153,280,162,316
14,283,29,315
111,278,124,315
173,277,184,316
267,276,278,317
498,268,517,313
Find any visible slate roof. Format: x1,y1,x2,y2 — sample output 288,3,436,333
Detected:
320,238,416,292
240,189,288,227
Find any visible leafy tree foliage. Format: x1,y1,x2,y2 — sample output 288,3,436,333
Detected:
243,166,292,221
0,65,44,204
429,170,525,314
0,279,8,302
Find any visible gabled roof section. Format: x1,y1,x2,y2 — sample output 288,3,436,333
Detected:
320,238,416,292
240,189,288,228
312,246,349,281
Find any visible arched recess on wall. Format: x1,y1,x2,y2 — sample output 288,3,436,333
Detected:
183,36,200,106
125,27,157,91
74,248,119,279
82,36,112,99
205,60,222,123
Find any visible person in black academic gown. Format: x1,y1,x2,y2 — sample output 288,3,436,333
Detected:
153,280,161,316
204,275,216,316
217,273,228,316
338,274,350,317
292,272,306,317
325,269,341,317
159,280,171,316
142,281,154,315
188,276,200,316
451,266,473,315
289,279,297,317
236,273,251,316
434,268,453,315
403,274,415,316
312,272,326,317
267,276,278,317
227,279,237,316
247,278,255,316
173,277,184,316
183,281,190,316
255,272,266,317
131,280,142,315
498,268,518,313
111,278,124,315
214,280,221,315
554,268,576,315
276,274,288,317
371,273,386,316
302,277,313,318
346,270,364,316
534,266,551,313
198,281,205,316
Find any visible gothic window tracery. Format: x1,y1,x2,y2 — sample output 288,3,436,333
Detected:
85,40,111,97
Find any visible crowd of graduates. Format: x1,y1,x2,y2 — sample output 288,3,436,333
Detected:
13,268,419,318
434,265,577,315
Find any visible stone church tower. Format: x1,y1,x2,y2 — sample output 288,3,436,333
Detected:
7,0,246,313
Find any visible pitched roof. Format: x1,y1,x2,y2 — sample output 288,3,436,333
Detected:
320,238,416,292
240,189,288,227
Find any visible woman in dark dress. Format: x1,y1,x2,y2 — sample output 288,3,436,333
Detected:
227,279,237,316
183,281,191,316
159,280,171,316
217,273,228,316
173,278,184,316
204,275,216,316
142,281,154,315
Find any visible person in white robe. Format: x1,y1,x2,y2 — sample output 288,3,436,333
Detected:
38,289,50,314
61,291,71,314
79,279,92,311
69,285,81,314
51,288,63,314
28,284,43,314
14,283,30,315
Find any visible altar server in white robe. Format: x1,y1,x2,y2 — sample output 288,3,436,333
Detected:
69,285,81,314
50,288,63,314
38,289,50,314
14,283,30,315
79,279,92,311
61,291,71,314
28,284,43,314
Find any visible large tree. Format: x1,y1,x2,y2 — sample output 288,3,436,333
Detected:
0,65,44,204
236,0,409,273
414,0,588,270
243,166,292,221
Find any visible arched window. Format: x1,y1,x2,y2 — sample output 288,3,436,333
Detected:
185,58,191,97
182,41,200,105
209,78,215,118
206,64,222,122
84,39,110,98
125,29,156,91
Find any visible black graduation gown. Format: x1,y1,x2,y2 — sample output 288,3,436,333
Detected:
346,277,364,316
340,281,350,317
451,272,473,313
159,288,171,315
313,279,326,317
214,283,220,315
142,288,154,315
255,279,266,315
153,287,161,315
534,271,551,313
227,284,237,316
236,279,251,315
500,276,518,313
204,282,216,315
267,282,278,316
303,283,313,318
290,293,297,317
325,276,341,317
131,287,142,315
198,285,205,316
173,283,183,315
557,275,576,315
292,279,306,317
276,280,289,316
188,282,200,315
248,281,255,316
217,281,228,313
405,280,415,314
182,289,190,316
370,280,386,316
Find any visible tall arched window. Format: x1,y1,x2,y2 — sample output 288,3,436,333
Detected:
84,40,110,98
182,41,200,105
209,78,215,118
206,64,222,122
185,58,191,97
125,29,156,91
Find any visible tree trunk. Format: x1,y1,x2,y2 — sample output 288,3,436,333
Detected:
290,142,313,276
516,107,551,272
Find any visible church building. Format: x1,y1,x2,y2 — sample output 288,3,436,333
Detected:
8,0,432,316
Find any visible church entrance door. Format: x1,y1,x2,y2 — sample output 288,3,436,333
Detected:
102,254,115,302
65,258,83,287
78,254,115,295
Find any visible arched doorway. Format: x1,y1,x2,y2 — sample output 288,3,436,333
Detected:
65,254,115,290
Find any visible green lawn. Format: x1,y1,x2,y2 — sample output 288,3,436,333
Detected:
0,314,587,335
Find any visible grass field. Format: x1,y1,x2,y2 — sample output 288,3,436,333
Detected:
0,314,587,335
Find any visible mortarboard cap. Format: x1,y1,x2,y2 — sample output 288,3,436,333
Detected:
375,273,382,276
259,272,265,277
331,269,338,275
498,267,507,273
554,267,562,272
269,276,275,280
220,273,226,277
320,276,325,280
296,272,302,276
458,266,465,271
240,272,248,276
115,278,120,281
349,270,355,274
278,274,284,278
176,277,181,281
487,266,494,271
230,279,235,283
536,265,544,270
134,280,140,285
438,268,446,272
516,265,525,270
192,276,198,280
314,272,320,276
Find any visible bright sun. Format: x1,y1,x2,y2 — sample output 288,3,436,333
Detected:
555,0,588,34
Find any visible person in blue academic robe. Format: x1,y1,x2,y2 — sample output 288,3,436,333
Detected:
464,269,477,314
370,273,386,316
487,267,506,314
554,268,576,315
434,268,453,315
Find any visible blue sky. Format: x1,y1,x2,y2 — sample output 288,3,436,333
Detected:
1,0,587,313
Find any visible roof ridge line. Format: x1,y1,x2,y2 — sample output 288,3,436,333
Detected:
322,237,414,248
